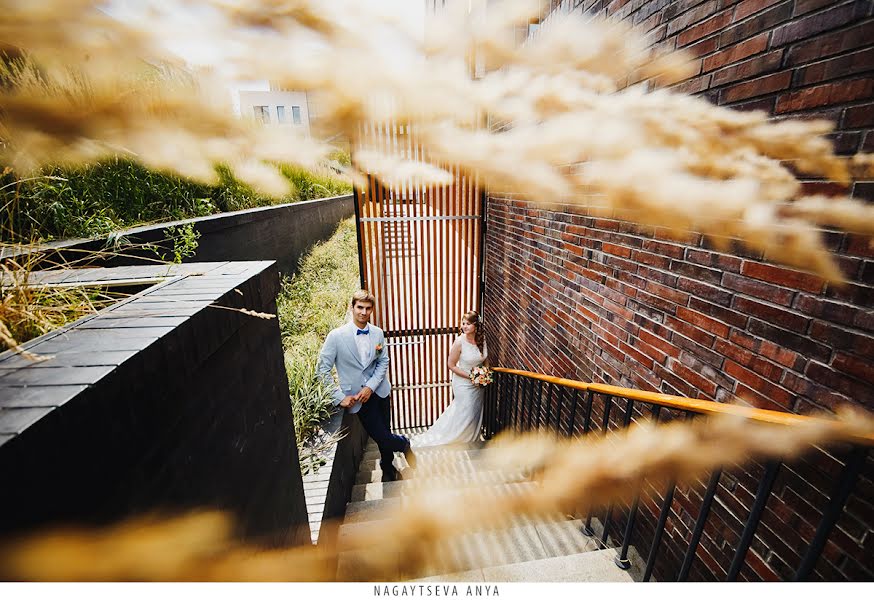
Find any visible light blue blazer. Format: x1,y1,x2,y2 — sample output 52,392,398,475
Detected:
316,322,391,414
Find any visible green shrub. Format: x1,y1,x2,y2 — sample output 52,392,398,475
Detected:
276,217,360,472
1,157,352,243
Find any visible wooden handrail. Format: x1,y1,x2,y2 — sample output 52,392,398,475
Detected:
492,367,874,446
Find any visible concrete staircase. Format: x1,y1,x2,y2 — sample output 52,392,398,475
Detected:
335,439,645,582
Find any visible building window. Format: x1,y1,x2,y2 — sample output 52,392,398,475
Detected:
276,105,287,123
254,105,270,124
292,106,302,125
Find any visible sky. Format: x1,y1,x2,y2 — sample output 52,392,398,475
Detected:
104,0,426,114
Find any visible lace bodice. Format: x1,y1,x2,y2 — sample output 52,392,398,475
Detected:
456,336,487,373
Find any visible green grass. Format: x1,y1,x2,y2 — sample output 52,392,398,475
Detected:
1,157,352,243
276,217,360,473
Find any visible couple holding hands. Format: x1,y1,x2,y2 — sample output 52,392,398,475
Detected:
317,290,488,482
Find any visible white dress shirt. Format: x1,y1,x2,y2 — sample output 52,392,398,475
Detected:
355,326,371,364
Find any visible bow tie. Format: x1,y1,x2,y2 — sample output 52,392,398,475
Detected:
356,329,369,335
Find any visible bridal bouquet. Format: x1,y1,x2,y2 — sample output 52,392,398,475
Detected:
469,366,493,387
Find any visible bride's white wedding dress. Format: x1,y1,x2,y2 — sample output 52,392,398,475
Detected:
412,336,488,448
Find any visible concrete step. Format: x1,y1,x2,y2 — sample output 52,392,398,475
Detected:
351,469,530,502
354,449,504,484
362,440,485,460
343,480,540,525
336,516,603,581
412,547,641,582
361,445,487,469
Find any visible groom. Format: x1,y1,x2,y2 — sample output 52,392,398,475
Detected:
317,289,416,482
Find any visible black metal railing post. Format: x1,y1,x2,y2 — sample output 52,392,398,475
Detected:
793,447,868,581
677,468,723,581
554,385,565,437
543,382,555,432
582,394,611,538
614,398,638,570
596,397,615,544
726,460,781,581
642,482,676,582
567,388,579,437
528,379,543,429
509,374,519,432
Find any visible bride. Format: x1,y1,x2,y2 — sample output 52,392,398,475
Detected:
412,310,488,448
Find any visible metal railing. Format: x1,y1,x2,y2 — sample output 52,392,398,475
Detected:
482,367,873,582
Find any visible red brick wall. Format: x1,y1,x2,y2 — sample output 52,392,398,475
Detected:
483,0,874,581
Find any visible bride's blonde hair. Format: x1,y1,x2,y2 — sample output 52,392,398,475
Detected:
461,310,484,354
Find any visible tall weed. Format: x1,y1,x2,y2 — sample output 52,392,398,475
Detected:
276,218,360,472
0,158,351,243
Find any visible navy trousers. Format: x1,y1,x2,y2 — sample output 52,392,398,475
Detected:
357,393,408,474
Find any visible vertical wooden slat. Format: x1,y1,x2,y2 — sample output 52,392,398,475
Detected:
373,124,390,358
400,126,412,428
465,170,470,312
354,118,482,430
414,125,426,427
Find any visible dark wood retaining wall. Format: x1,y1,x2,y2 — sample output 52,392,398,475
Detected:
0,262,309,547
482,0,874,582
2,194,354,278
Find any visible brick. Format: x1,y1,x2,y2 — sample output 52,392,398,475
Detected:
805,361,874,404
670,358,719,397
758,340,804,370
740,261,825,293
793,0,841,16
677,306,731,337
665,313,717,347
719,2,793,47
809,320,874,357
794,294,866,329
729,96,778,112
689,297,750,329
722,272,795,305
829,130,862,154
777,78,874,113
771,1,871,47
670,260,723,285
732,296,810,332
663,0,712,20
845,233,874,257
686,248,744,272
721,71,793,103
677,10,733,46
640,327,682,359
785,21,874,66
667,0,720,36
832,352,874,385
724,360,792,406
800,181,851,197
673,74,713,95
733,382,793,411
842,103,874,128
712,49,784,87
734,0,787,20
677,277,733,306
702,33,770,72
747,318,831,362
794,48,874,87
853,182,874,203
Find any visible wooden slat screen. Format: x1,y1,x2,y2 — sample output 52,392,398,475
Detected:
354,122,483,430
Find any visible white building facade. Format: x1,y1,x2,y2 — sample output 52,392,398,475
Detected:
239,90,311,135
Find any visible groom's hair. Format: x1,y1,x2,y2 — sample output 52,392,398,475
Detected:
350,289,376,307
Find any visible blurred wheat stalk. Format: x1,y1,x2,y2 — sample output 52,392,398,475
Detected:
1,0,872,281
0,412,870,581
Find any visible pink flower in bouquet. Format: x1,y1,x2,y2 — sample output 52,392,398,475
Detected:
469,366,493,387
